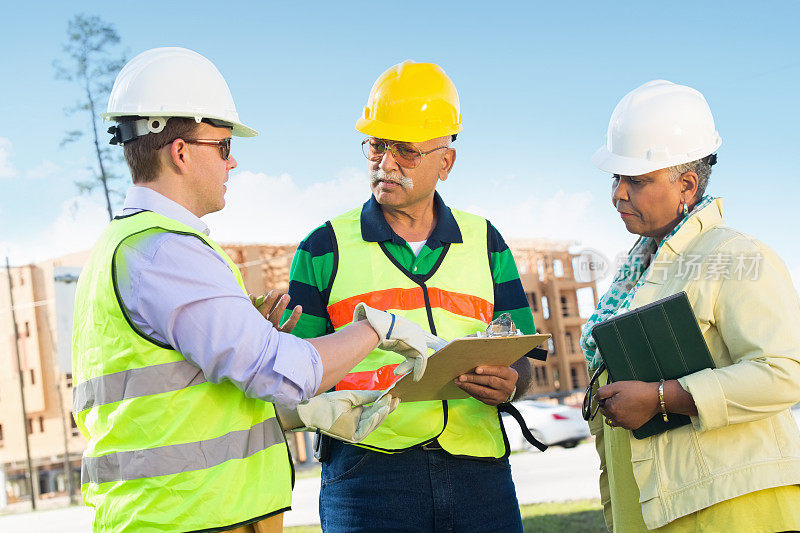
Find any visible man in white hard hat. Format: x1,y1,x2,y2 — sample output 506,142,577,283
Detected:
71,47,441,533
283,60,537,532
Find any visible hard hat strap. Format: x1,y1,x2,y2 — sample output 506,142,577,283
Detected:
108,118,154,145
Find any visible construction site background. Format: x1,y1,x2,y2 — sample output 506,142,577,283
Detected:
0,240,597,506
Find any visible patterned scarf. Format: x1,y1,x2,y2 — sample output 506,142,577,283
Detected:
580,195,715,371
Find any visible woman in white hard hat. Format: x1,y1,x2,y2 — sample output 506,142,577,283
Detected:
580,80,800,532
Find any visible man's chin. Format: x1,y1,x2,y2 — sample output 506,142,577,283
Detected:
208,199,226,215
371,186,402,205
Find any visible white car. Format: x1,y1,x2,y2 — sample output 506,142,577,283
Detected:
501,400,590,452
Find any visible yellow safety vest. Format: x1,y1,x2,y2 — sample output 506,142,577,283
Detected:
326,206,508,458
72,211,293,532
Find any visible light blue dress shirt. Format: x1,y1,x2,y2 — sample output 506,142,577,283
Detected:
115,186,323,408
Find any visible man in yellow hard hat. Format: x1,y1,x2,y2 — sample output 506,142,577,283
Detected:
71,48,442,532
285,60,536,532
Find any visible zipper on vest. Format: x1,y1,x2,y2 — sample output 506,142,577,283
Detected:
374,241,452,451
368,231,505,459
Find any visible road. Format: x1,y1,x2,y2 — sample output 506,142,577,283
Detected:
0,442,600,531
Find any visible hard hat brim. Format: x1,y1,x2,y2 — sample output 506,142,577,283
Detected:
591,147,667,176
102,111,258,137
229,122,258,138
356,116,461,143
591,141,721,177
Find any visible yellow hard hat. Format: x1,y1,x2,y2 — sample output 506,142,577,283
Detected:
356,60,462,143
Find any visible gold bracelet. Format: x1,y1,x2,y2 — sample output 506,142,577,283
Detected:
658,380,669,422
505,386,517,403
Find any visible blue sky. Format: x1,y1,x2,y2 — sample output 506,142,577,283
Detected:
1,1,798,291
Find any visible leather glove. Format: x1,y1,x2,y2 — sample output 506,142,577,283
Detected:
296,390,400,443
353,303,448,381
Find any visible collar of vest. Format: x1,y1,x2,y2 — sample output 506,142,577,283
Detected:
360,191,463,247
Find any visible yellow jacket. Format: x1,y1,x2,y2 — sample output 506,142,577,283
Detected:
591,198,800,530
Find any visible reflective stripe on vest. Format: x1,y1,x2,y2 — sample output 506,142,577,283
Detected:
329,286,494,392
72,211,292,532
73,360,207,412
327,286,494,330
82,416,284,484
337,363,402,391
327,205,508,458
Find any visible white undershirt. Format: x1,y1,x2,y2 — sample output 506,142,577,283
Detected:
407,240,427,256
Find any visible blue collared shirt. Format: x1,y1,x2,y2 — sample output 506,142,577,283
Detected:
115,186,322,408
359,192,464,247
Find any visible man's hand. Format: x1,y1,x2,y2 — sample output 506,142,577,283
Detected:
595,380,659,430
295,390,400,443
455,365,518,406
352,303,446,382
250,290,302,333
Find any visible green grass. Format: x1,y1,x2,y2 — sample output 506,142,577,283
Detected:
285,526,322,533
520,500,606,532
284,500,606,532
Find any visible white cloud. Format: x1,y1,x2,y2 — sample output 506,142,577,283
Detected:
0,137,17,178
2,168,370,264
26,159,61,179
204,167,370,243
456,187,634,290
2,195,108,264
465,189,596,242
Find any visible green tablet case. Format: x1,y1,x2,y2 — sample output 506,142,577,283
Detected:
591,291,715,439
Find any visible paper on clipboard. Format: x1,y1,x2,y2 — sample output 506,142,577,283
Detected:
382,333,550,403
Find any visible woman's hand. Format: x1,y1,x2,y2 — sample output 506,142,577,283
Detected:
595,380,660,430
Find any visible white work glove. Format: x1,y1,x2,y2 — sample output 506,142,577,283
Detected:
296,390,400,443
353,303,448,382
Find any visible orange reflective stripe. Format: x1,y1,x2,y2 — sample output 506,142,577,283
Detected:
335,364,402,391
427,287,494,324
327,287,493,329
327,287,425,328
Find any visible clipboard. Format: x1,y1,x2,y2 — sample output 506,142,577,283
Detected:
384,333,550,402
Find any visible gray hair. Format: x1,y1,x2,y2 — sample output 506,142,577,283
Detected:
668,155,714,200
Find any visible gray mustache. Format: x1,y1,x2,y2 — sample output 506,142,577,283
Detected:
369,170,413,189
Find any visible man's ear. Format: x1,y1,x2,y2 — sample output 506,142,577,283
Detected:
166,138,191,174
438,148,456,182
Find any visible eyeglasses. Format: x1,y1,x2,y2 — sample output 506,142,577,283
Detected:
581,362,607,421
159,137,232,160
361,138,449,169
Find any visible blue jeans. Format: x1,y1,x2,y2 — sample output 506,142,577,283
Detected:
319,439,522,533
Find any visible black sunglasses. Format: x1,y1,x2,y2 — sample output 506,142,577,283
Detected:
581,362,607,421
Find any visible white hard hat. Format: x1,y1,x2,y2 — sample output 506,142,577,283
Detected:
592,80,721,176
103,47,256,142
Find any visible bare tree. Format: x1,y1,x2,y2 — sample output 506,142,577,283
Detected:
54,14,126,221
